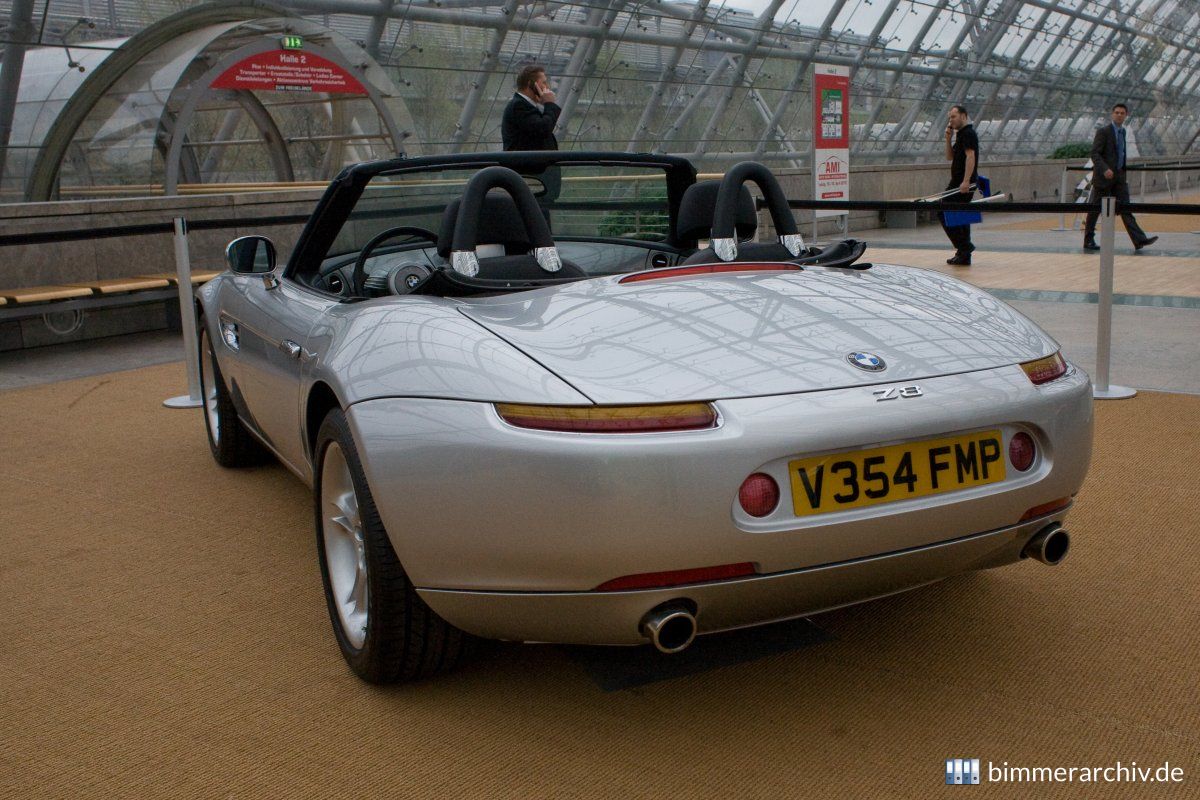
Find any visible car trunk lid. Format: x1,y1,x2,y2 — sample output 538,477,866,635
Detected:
458,264,1056,404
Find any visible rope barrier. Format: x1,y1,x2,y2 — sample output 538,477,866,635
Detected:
1060,162,1200,172
3,198,1198,249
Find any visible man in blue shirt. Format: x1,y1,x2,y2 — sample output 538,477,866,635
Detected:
1083,103,1157,251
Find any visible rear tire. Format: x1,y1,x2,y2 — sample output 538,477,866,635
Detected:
198,318,268,467
314,408,476,683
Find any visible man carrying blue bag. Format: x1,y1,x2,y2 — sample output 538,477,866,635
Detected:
940,104,978,266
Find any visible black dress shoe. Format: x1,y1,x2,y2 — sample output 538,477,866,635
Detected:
1134,235,1158,251
946,255,971,266
1083,239,1100,251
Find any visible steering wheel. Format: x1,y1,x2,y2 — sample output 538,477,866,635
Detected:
352,226,439,296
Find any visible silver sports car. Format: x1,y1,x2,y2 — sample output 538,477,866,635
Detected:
197,152,1092,684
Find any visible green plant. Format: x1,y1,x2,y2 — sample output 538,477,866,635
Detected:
598,185,669,238
1049,143,1091,159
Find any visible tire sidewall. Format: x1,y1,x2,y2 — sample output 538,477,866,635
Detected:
197,323,223,459
313,408,390,679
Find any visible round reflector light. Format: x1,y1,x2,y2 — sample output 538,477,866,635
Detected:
1009,432,1036,471
738,473,779,517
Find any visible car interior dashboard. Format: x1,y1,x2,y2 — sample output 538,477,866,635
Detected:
310,237,686,298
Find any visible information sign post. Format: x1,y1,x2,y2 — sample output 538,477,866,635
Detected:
811,64,851,241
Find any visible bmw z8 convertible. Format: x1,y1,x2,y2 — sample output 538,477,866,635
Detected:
196,152,1093,683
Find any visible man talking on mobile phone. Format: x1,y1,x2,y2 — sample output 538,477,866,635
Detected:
501,65,562,200
502,65,560,152
940,104,978,266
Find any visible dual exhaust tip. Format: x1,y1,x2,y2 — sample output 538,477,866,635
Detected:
640,524,1068,653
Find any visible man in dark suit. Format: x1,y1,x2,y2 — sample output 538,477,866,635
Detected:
1083,103,1157,251
501,65,560,152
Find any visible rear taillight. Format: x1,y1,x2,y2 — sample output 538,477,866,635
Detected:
738,473,780,517
1009,432,1036,471
494,402,716,433
1020,352,1067,385
594,562,756,591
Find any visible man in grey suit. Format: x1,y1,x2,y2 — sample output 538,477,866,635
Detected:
1083,103,1157,252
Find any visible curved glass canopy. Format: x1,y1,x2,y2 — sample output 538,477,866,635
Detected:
2,0,1198,201
2,6,414,200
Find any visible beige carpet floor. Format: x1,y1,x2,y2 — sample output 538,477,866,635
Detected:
870,246,1200,298
1,364,1197,798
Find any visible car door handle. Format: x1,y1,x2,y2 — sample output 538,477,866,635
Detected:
279,339,302,359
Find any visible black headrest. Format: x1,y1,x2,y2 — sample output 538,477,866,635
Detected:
676,180,758,242
437,191,533,257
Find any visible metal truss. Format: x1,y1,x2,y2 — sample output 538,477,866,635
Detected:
4,0,1200,195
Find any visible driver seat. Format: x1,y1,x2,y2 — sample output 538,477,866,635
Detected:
437,192,544,259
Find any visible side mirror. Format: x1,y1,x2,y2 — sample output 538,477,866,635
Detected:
225,236,276,274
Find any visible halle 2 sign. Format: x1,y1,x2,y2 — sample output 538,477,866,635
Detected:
211,50,367,94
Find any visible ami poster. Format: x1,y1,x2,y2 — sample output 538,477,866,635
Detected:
811,64,850,219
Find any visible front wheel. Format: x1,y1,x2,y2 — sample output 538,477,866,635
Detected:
314,408,476,683
197,319,268,467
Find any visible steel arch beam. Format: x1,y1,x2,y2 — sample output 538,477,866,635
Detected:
626,0,710,151
25,0,295,201
365,0,396,58
690,0,786,158
883,0,988,155
0,0,36,190
164,37,399,193
940,0,1023,130
752,0,849,159
448,0,522,151
650,57,732,154
853,0,952,157
199,107,247,179
553,0,628,138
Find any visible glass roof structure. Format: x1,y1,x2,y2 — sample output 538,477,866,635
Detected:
0,3,414,200
2,0,1198,201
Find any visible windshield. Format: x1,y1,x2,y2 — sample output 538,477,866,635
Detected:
326,163,672,259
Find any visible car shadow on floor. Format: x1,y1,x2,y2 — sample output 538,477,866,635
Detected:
559,616,835,692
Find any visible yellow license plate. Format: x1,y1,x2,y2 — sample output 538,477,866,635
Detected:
788,430,1006,517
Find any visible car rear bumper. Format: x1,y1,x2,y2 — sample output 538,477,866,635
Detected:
416,510,1067,645
348,365,1092,592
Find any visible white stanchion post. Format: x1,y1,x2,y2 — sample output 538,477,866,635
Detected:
1140,170,1146,201
1093,196,1136,400
1051,168,1069,230
163,216,203,409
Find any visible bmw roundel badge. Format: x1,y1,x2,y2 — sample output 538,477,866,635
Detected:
847,351,886,371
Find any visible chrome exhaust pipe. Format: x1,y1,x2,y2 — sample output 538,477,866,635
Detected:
1023,523,1070,566
639,603,697,654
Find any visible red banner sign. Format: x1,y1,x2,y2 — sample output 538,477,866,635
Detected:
811,64,851,218
813,70,850,149
211,50,366,94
